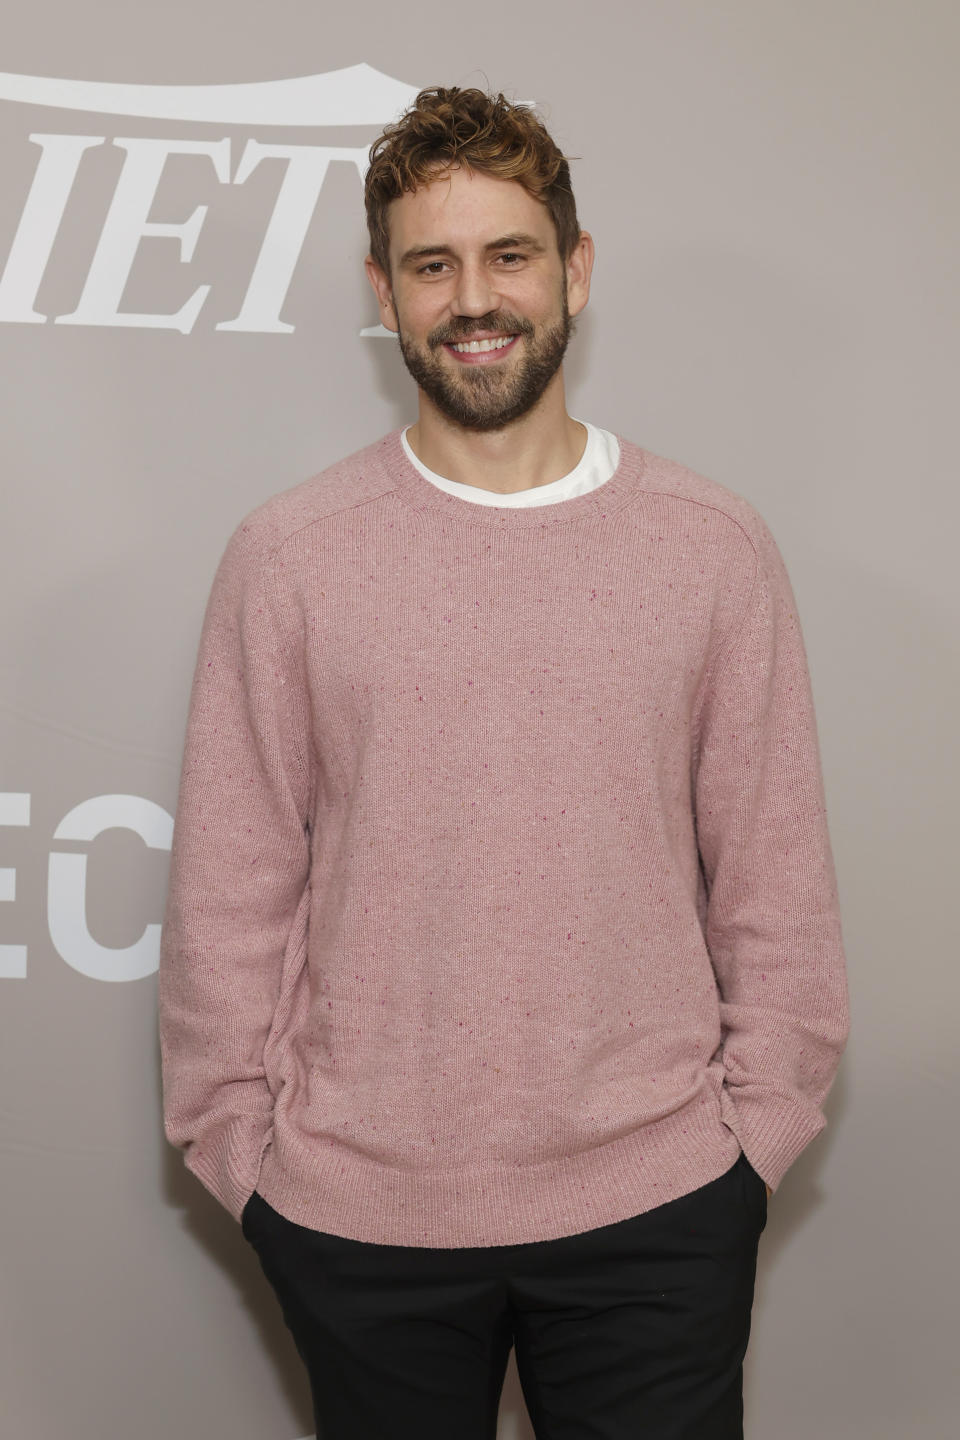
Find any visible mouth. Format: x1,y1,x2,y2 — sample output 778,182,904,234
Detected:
441,333,520,364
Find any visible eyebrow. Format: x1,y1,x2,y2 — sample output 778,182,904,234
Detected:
398,233,548,267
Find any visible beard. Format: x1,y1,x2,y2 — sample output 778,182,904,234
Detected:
396,287,573,433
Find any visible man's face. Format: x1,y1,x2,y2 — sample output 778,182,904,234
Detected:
366,167,591,432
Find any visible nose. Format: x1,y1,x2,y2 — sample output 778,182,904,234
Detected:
451,260,501,319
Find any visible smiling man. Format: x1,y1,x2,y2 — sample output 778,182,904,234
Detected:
369,160,588,465
159,87,849,1440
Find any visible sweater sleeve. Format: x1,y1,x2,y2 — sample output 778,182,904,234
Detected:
693,517,850,1194
158,520,312,1222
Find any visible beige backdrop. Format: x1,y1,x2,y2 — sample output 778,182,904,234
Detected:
2,2,957,1437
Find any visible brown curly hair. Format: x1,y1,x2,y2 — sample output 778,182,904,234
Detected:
365,86,581,274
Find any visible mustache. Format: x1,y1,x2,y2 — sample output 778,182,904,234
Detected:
428,313,534,347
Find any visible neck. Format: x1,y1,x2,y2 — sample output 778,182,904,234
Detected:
406,375,587,494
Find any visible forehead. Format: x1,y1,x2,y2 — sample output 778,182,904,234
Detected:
386,166,557,258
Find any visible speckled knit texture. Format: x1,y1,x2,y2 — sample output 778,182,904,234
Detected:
158,429,849,1247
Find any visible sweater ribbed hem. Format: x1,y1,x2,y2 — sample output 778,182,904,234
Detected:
252,1085,744,1248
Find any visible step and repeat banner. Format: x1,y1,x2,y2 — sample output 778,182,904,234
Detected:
2,5,956,1438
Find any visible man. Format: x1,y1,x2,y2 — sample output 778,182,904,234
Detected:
159,86,849,1439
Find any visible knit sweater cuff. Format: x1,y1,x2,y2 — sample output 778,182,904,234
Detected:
182,1113,274,1224
720,1085,828,1193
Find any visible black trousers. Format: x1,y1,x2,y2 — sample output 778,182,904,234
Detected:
241,1151,767,1440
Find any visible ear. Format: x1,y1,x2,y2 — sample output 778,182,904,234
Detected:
565,231,595,320
365,255,399,333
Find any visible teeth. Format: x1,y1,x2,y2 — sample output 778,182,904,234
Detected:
451,336,514,353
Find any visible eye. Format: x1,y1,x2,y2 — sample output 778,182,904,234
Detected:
496,253,524,265
418,261,449,275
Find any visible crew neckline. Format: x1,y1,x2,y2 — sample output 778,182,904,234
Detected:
400,421,618,505
385,427,645,529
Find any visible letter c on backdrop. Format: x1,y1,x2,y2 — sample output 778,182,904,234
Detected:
48,794,173,981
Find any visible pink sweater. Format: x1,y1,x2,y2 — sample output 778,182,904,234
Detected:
158,429,849,1247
